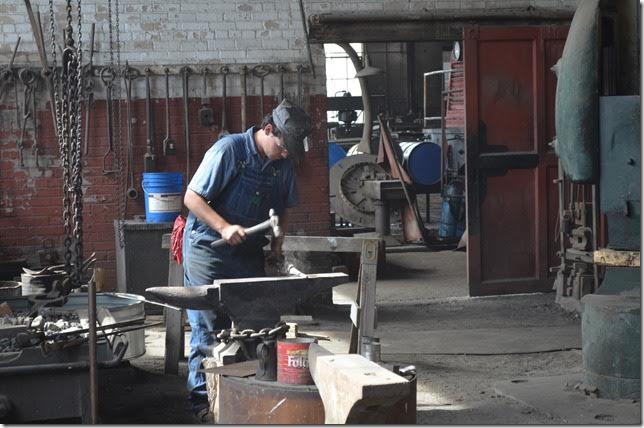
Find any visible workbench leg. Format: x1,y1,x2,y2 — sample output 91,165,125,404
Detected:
164,307,185,375
357,239,380,355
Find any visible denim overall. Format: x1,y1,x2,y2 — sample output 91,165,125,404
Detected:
182,128,296,406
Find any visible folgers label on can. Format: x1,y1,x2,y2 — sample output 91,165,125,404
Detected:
277,338,316,385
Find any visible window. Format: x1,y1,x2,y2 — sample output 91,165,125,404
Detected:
324,43,363,124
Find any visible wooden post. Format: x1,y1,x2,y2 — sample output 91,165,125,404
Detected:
162,233,186,375
357,239,380,354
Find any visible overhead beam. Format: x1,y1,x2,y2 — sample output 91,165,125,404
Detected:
309,8,574,43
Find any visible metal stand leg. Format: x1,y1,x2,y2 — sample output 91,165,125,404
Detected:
373,200,390,237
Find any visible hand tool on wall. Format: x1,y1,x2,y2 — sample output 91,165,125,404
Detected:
30,73,39,168
210,208,281,248
35,11,47,65
0,37,21,129
181,66,191,180
218,66,230,140
240,65,248,131
144,67,157,172
17,68,37,167
297,64,303,107
23,0,57,139
252,64,270,121
123,63,139,199
277,65,286,102
198,67,214,127
101,67,118,175
83,23,95,156
162,67,176,156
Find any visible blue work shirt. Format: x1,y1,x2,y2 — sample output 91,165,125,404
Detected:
184,127,298,271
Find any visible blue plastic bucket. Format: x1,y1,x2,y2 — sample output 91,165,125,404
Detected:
439,179,465,239
328,142,347,168
399,142,442,186
142,172,183,223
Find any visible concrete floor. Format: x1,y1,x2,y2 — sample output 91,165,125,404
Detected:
97,249,640,424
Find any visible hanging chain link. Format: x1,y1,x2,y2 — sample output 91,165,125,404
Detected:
113,0,127,249
60,3,73,275
49,0,84,289
48,0,62,151
71,0,84,288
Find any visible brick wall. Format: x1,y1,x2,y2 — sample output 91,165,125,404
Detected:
0,0,578,288
0,89,328,288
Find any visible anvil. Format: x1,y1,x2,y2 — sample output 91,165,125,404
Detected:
145,273,349,330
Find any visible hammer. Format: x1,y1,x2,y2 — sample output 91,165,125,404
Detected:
210,209,281,248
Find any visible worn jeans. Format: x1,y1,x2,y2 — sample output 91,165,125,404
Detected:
182,227,264,405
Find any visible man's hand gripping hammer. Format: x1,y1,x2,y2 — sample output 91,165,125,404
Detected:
210,208,281,248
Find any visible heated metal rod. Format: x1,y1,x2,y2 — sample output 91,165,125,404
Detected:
51,318,159,339
88,271,98,424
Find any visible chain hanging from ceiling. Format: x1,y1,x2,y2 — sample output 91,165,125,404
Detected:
108,0,128,249
48,0,84,290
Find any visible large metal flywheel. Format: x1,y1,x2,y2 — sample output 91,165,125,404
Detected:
329,154,387,227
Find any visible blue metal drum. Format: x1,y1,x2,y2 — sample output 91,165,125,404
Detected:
328,142,347,168
399,142,442,187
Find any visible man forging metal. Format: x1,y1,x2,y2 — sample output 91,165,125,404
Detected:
181,99,313,422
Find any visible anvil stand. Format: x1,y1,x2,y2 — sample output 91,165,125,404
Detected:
158,235,382,374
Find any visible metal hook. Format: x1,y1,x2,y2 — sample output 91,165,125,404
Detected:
18,68,37,86
252,64,271,78
100,66,115,87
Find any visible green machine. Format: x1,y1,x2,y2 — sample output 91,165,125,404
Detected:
554,0,640,399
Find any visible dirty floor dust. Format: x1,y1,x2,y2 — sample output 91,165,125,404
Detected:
95,251,626,424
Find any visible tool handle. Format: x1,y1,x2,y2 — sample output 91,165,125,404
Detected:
209,220,272,248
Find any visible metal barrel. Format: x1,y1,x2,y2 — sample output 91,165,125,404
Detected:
399,141,441,186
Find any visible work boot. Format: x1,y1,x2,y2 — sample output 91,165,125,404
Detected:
192,402,213,424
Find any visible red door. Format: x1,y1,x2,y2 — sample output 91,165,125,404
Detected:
464,25,569,296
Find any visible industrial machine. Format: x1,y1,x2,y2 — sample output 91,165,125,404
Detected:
423,45,466,241
553,0,640,400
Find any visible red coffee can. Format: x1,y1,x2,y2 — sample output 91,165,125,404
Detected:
276,338,316,385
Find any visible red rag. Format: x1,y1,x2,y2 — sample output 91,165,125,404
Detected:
171,215,186,264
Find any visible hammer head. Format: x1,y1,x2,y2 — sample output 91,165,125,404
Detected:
268,208,281,238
